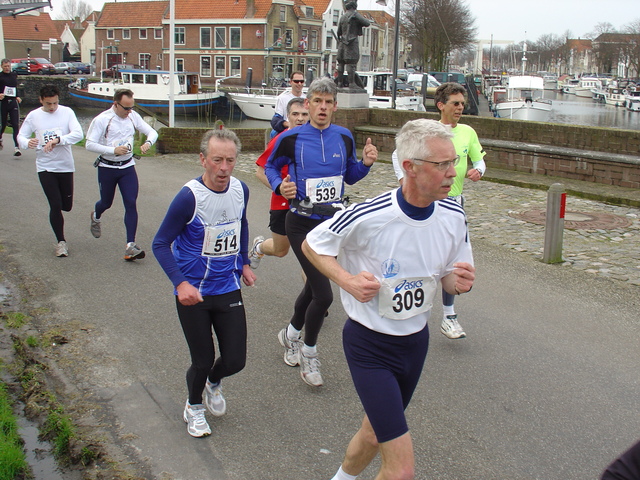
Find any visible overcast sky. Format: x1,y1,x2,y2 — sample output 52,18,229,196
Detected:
358,0,639,43
50,0,639,44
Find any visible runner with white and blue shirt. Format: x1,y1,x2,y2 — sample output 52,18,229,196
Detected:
152,129,256,438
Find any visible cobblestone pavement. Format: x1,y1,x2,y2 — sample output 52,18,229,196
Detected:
229,153,640,286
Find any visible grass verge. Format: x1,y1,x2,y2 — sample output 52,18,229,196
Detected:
0,381,29,480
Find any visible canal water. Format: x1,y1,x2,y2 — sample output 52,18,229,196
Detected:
70,91,640,133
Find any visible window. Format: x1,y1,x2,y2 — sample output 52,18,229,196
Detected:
139,53,150,69
201,56,211,77
176,58,184,71
326,35,332,50
107,29,114,39
201,27,211,48
145,74,158,84
154,28,163,39
139,28,147,40
123,29,130,39
215,27,225,48
280,6,286,22
230,27,241,49
333,10,339,26
273,28,281,47
305,7,314,17
272,56,285,78
230,56,241,76
215,56,225,77
285,29,293,49
311,30,318,51
175,27,185,45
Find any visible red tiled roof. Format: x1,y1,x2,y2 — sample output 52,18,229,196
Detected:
164,0,271,20
97,1,168,28
2,13,60,42
293,0,331,19
360,10,394,27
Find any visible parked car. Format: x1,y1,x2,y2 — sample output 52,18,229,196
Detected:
54,62,78,74
72,62,91,74
10,62,29,75
396,69,409,81
11,58,56,75
100,64,142,78
394,78,417,93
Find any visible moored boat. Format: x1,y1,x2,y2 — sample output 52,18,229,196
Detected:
604,84,626,107
561,77,579,94
68,69,223,115
226,90,281,121
357,70,426,111
493,75,552,121
625,89,640,111
575,76,602,98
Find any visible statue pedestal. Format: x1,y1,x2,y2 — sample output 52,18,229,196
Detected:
337,90,369,109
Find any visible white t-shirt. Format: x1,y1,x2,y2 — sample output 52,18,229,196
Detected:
274,90,303,120
306,188,473,336
17,105,83,173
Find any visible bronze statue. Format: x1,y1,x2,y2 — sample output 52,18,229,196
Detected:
334,1,371,89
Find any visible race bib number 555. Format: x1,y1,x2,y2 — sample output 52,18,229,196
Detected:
378,276,437,320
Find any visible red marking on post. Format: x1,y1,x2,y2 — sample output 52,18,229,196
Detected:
560,193,566,218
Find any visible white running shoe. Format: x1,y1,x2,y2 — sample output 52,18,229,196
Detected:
249,236,265,269
300,350,323,387
90,211,101,238
124,242,145,261
278,327,301,366
441,314,466,339
203,380,226,416
55,241,68,257
183,401,211,437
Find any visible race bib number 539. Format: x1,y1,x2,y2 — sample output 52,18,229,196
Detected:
378,277,437,320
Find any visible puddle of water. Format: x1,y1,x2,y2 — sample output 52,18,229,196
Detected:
16,415,67,480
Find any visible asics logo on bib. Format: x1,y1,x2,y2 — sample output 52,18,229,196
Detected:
394,279,423,293
217,228,236,239
315,179,336,189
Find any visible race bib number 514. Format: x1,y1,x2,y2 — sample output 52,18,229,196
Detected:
202,221,240,257
378,276,437,320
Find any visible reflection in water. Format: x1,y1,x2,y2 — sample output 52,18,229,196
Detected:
544,91,640,131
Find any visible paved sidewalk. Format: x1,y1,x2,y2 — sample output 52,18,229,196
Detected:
230,151,640,286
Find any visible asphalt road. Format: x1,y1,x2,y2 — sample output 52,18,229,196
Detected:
0,145,638,480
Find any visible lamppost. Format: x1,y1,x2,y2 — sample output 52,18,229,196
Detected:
375,0,400,109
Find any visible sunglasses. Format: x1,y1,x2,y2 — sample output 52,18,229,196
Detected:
291,79,304,84
117,102,133,111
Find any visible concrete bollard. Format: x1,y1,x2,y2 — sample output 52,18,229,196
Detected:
543,183,566,264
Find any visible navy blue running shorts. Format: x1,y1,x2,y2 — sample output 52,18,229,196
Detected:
342,318,430,443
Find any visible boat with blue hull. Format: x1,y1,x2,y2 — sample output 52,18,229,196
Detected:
68,69,223,115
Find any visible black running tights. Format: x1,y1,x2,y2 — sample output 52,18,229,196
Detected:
38,171,73,242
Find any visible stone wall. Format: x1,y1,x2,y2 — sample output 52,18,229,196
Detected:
156,127,269,154
16,75,82,107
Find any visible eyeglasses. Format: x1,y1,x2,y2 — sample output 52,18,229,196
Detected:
411,155,460,171
447,101,465,107
117,102,133,111
291,79,304,84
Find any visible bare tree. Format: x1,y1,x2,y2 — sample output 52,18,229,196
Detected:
402,0,476,72
622,18,640,77
51,0,93,21
586,22,617,40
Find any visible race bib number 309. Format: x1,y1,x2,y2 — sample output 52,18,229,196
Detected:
378,276,437,320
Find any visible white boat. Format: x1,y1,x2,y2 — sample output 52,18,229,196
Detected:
542,74,558,90
226,90,280,121
625,89,640,111
68,69,223,115
604,84,626,107
575,77,602,98
357,71,426,111
561,78,579,94
227,71,425,121
493,75,552,122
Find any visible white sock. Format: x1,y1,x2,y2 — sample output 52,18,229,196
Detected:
92,212,101,222
287,324,301,340
443,305,455,316
301,343,317,356
255,242,263,255
331,466,357,480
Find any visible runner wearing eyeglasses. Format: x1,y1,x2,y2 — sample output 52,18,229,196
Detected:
85,88,158,261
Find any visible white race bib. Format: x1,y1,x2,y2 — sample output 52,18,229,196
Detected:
3,86,16,97
112,135,134,152
36,127,63,146
305,175,343,204
378,276,437,320
202,220,240,257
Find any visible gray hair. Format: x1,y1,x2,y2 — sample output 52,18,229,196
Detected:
200,129,242,157
306,77,337,102
395,119,453,165
287,97,306,116
1,58,10,65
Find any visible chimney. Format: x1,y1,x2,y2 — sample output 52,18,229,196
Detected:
246,0,255,18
